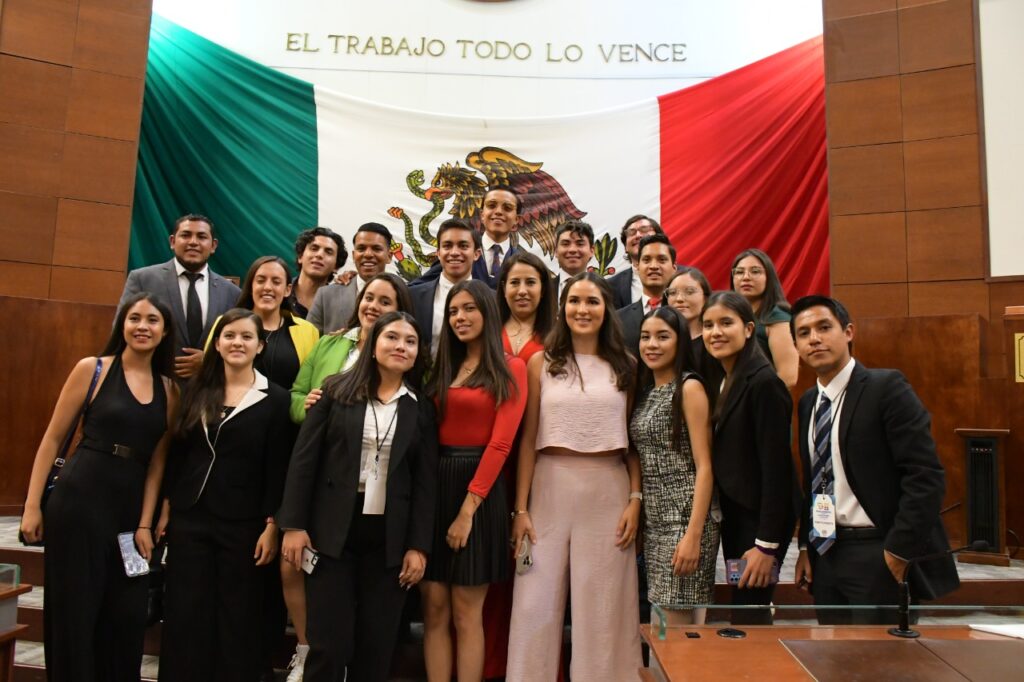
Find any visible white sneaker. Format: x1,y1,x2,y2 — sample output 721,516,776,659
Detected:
284,647,303,679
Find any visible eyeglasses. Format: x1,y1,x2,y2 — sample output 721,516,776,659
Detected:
625,226,656,238
732,267,765,278
666,287,701,298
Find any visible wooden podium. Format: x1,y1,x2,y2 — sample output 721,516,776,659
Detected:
640,624,1020,681
0,584,31,682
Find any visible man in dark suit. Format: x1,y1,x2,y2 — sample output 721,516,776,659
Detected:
307,222,393,333
116,214,240,379
607,214,664,309
791,295,959,624
413,188,521,290
410,219,481,356
616,234,676,356
552,220,595,299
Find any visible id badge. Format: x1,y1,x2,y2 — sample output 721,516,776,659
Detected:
810,493,837,542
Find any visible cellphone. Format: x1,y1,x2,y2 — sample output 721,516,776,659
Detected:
685,631,701,639
515,537,533,575
118,532,150,577
301,547,319,575
726,558,780,586
717,628,747,639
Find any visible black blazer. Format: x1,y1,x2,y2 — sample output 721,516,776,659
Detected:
608,267,634,310
797,362,959,600
409,279,439,352
616,301,644,358
411,247,519,290
167,375,291,520
276,391,438,568
712,358,796,545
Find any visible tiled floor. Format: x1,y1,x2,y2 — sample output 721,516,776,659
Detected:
4,515,1023,679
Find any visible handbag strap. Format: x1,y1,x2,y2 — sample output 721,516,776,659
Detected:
53,358,103,469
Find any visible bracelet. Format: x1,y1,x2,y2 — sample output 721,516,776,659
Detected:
510,510,529,519
137,526,151,530
754,544,776,557
265,516,276,525
629,491,643,502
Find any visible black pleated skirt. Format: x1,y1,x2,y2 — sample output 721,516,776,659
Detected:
423,446,511,586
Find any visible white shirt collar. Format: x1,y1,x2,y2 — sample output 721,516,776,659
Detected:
174,259,209,280
817,357,856,402
481,232,510,254
376,383,417,404
355,275,369,292
343,326,361,342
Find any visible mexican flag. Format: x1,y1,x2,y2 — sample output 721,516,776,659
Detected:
132,15,827,295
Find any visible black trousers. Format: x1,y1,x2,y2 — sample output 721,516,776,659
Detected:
719,498,790,626
159,506,264,682
43,449,149,682
304,501,408,682
810,531,905,625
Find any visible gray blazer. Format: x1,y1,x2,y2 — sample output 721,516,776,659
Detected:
306,280,359,334
116,258,241,356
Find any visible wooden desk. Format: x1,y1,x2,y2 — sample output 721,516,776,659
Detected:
0,584,31,682
640,624,1015,681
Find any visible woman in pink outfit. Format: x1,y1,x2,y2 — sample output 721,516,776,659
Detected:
507,272,642,681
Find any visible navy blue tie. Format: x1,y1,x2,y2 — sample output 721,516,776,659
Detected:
810,393,835,555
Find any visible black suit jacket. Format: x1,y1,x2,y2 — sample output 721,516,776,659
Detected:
167,374,291,520
608,267,635,310
797,362,959,600
409,279,439,352
412,246,519,290
276,392,438,568
616,301,645,358
712,358,797,545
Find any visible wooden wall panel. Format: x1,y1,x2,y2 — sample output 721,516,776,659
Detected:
826,77,902,148
49,266,127,304
908,280,989,317
903,135,981,211
901,65,978,141
58,133,137,205
830,212,907,284
828,143,905,215
898,0,975,73
0,262,50,298
830,282,908,318
0,0,79,66
52,199,132,271
824,10,900,82
0,192,57,264
0,123,64,196
0,54,71,129
0,296,115,510
66,69,146,140
73,4,151,78
906,206,984,282
824,0,896,21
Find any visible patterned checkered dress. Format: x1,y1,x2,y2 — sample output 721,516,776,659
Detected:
630,378,720,606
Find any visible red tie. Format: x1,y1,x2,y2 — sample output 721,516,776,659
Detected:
647,297,660,310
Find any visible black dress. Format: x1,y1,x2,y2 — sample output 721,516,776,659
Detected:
43,354,167,682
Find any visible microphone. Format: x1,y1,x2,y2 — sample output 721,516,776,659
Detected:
888,540,988,638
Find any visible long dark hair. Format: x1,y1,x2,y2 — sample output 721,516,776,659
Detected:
545,272,634,391
104,292,176,378
496,250,556,341
177,308,265,433
701,291,768,423
729,248,790,321
337,273,413,336
429,280,515,416
663,266,712,307
633,306,701,452
235,255,294,314
322,311,426,404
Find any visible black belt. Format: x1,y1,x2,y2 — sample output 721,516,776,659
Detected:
440,445,485,458
836,526,883,541
79,437,145,463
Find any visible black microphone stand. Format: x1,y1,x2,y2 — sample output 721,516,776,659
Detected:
887,540,988,639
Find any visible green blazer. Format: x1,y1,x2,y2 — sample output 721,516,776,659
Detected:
289,331,359,423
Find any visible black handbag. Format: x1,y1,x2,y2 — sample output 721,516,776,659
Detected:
19,358,103,547
145,539,166,625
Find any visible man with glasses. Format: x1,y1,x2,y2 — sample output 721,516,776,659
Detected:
608,215,666,309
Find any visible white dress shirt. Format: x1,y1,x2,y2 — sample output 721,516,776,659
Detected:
630,264,644,304
173,260,210,326
808,357,874,528
342,327,361,372
481,232,511,275
359,384,416,514
557,269,585,300
431,272,469,355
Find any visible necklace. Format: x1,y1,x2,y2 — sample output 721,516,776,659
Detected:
506,321,533,354
460,364,477,376
369,397,400,480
